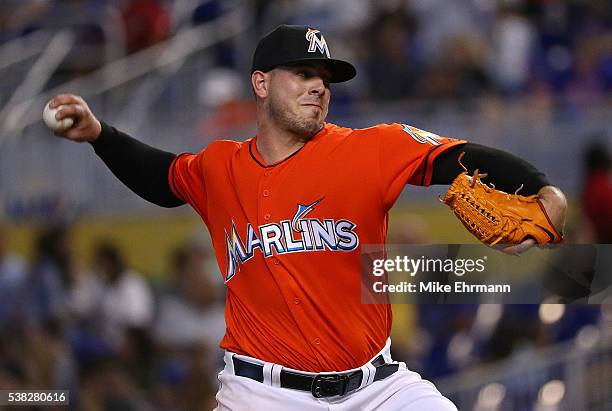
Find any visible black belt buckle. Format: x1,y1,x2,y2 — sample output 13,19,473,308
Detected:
311,374,350,398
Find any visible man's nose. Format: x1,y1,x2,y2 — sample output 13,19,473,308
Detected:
308,78,326,95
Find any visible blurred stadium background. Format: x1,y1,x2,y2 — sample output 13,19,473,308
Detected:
0,0,611,410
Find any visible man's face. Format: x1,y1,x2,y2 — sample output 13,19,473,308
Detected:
265,63,331,139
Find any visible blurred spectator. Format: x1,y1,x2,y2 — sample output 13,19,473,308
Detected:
27,224,78,328
360,5,419,101
419,30,490,102
152,240,223,410
191,0,235,67
481,305,542,363
197,67,255,138
566,35,605,104
415,305,480,378
153,241,224,361
93,241,154,350
0,321,77,398
24,224,111,395
529,0,575,95
120,0,170,54
23,322,77,391
488,3,537,95
407,0,492,63
79,359,154,411
0,222,27,329
581,140,612,243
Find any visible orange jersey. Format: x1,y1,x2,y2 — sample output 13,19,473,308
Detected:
169,122,465,372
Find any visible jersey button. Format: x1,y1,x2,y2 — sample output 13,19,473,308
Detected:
264,213,271,221
293,298,300,305
313,338,321,345
264,171,271,177
263,189,270,197
272,258,280,265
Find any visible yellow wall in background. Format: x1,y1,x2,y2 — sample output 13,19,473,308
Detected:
6,212,206,278
4,199,580,278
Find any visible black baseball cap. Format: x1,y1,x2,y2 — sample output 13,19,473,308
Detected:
251,25,356,83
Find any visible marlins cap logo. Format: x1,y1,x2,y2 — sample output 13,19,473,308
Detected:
305,28,330,58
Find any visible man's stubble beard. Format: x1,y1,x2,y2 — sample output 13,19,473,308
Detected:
267,94,324,141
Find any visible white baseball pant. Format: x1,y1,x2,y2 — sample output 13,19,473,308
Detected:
214,340,458,411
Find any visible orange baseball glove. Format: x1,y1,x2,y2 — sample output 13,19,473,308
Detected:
441,153,563,246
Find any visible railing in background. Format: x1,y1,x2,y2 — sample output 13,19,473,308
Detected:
0,30,75,136
0,30,67,118
437,331,612,410
0,29,56,72
0,1,127,129
0,3,254,221
0,0,609,221
0,6,248,144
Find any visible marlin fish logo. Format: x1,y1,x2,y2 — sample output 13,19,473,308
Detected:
292,197,324,231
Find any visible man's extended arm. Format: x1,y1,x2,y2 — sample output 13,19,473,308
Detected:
431,143,548,194
48,94,184,208
92,123,184,207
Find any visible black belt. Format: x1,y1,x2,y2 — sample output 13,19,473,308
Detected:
232,354,399,398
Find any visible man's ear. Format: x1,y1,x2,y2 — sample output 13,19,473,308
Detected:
252,71,268,98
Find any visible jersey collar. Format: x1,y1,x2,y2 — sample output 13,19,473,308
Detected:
249,124,330,168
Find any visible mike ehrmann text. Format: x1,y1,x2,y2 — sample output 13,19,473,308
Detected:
372,281,511,293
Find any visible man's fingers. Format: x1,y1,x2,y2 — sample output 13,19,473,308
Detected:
50,94,83,108
55,123,87,141
47,94,100,142
52,105,86,139
56,104,84,121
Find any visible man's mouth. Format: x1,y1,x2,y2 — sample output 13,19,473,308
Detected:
301,103,322,109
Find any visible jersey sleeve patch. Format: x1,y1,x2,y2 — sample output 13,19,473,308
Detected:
400,124,445,146
379,123,466,209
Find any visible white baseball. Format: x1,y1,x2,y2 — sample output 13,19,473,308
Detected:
43,101,74,131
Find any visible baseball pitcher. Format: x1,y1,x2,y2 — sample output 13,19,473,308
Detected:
48,25,566,410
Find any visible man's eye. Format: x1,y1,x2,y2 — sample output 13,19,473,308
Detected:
293,69,330,85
